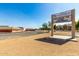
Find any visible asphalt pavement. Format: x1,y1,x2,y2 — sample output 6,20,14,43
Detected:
0,31,45,40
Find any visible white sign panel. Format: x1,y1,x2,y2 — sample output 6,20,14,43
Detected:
53,10,72,23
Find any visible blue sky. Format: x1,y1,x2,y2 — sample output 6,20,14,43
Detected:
53,3,79,20
0,3,54,28
0,3,79,28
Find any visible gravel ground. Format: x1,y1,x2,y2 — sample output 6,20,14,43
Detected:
0,32,78,55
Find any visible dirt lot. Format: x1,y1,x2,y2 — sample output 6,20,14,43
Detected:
0,32,79,56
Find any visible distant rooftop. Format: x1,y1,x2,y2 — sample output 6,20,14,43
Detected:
0,26,9,27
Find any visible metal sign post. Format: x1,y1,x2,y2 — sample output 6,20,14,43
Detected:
51,15,54,36
71,9,75,39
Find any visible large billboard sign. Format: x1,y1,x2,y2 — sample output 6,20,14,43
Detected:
53,10,71,23
51,9,75,39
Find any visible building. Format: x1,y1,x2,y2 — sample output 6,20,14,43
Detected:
0,26,12,32
12,27,24,32
25,28,36,31
0,26,25,32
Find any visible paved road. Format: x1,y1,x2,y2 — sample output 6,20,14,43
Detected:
0,31,79,40
0,31,45,40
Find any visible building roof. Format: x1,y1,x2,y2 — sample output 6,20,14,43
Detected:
0,26,12,29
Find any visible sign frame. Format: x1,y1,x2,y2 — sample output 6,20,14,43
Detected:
51,9,75,39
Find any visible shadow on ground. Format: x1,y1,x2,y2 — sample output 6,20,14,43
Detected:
35,37,72,45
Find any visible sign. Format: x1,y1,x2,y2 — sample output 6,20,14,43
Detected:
51,9,75,39
53,10,72,23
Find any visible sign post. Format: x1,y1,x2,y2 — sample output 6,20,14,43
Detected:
71,9,75,39
51,15,54,36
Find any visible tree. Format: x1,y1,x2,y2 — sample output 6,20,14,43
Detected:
42,23,48,30
39,21,51,32
48,21,51,28
39,22,50,33
75,20,79,31
47,21,51,30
